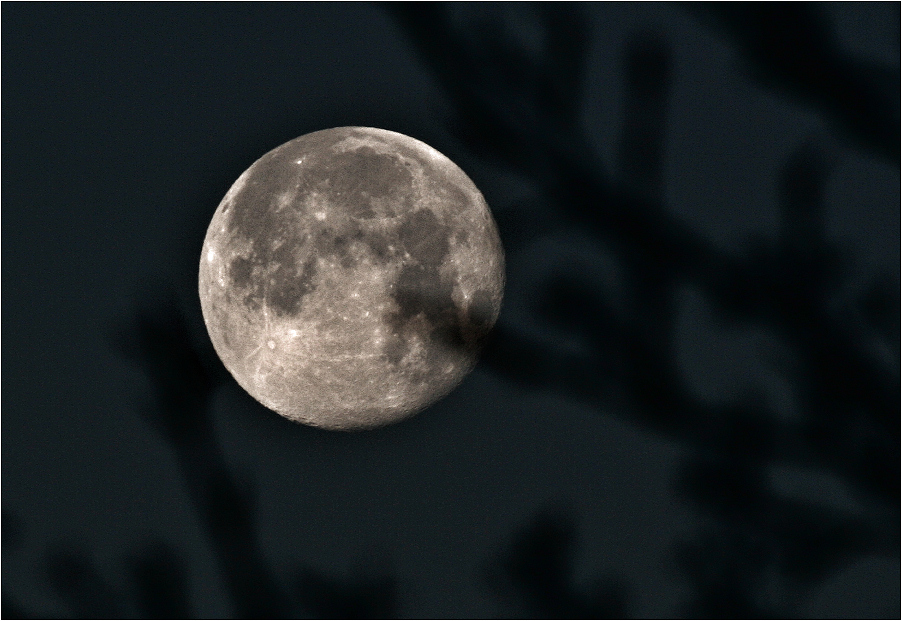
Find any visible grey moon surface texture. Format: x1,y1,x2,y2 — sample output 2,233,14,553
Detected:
199,127,505,430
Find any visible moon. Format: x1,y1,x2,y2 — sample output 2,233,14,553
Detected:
199,127,505,430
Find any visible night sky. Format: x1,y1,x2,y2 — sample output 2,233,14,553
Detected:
4,3,899,619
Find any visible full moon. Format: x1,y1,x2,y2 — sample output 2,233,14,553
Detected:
199,127,505,430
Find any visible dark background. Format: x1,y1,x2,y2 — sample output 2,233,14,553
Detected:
3,2,899,618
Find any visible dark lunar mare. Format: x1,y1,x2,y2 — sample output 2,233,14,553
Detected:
223,132,381,318
222,128,499,375
223,129,445,324
315,145,415,219
384,208,495,370
205,126,503,428
225,150,321,318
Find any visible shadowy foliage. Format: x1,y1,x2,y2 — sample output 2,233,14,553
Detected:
684,2,900,162
489,512,627,619
128,542,192,620
4,3,897,618
294,568,396,619
116,293,290,618
4,295,397,619
45,546,127,619
387,1,898,617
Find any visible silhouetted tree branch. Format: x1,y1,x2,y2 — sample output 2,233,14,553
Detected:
115,295,290,618
388,2,899,616
490,512,628,619
683,2,900,162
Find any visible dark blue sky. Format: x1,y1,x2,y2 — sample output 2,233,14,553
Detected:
4,3,899,618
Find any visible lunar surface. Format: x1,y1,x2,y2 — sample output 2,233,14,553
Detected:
199,127,505,430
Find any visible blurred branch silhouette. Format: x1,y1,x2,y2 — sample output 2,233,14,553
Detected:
489,511,627,619
387,2,899,617
115,293,290,619
113,295,396,619
44,546,128,619
5,3,896,618
128,542,192,619
5,293,398,619
293,567,396,619
683,2,900,162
